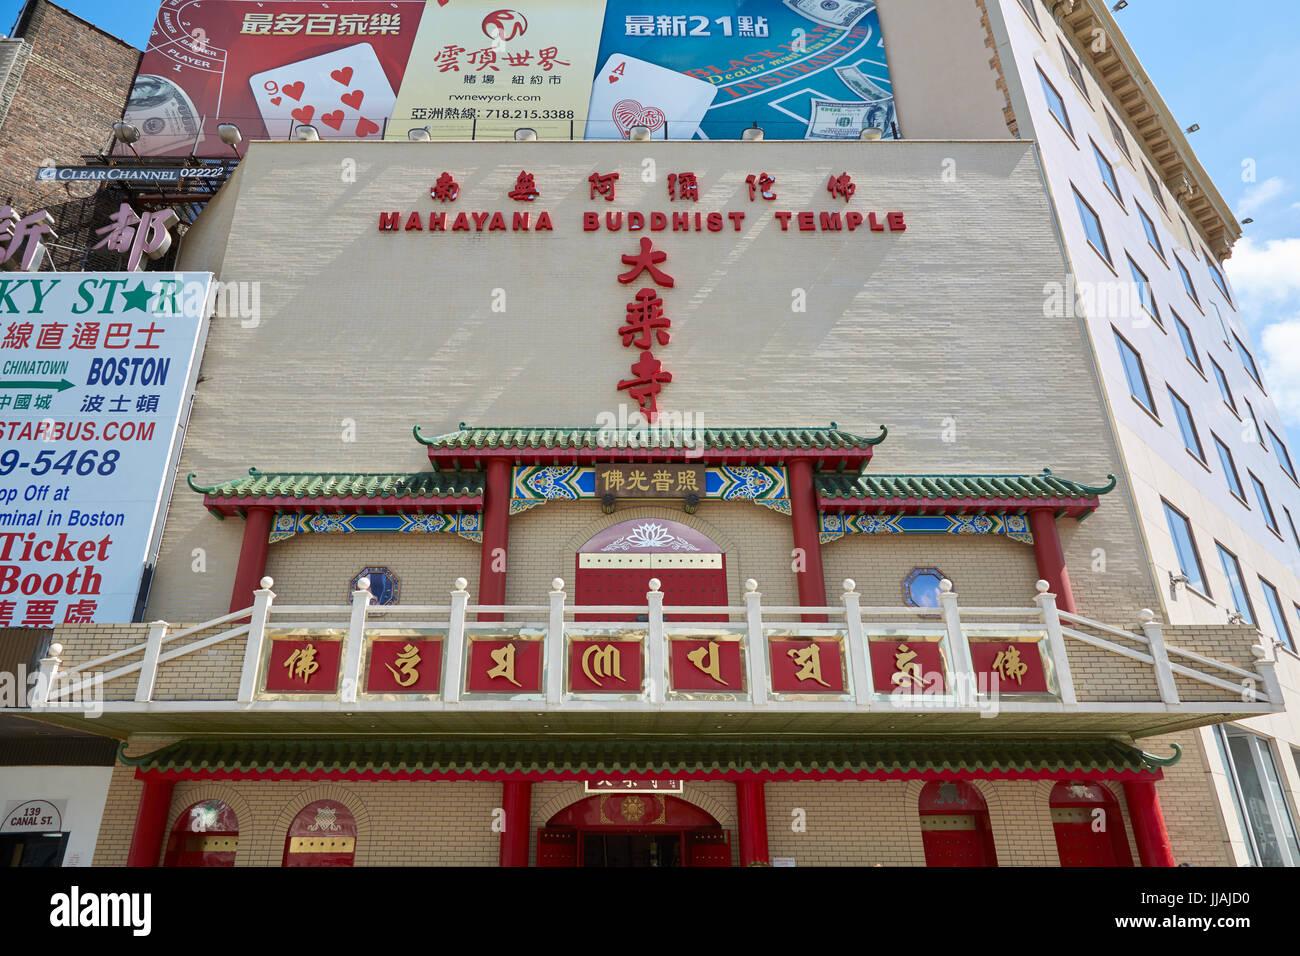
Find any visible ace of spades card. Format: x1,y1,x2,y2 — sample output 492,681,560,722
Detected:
585,54,717,140
250,43,396,139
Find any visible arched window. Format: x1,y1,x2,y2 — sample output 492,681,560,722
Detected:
282,800,357,867
163,800,238,867
1050,781,1133,866
904,568,948,607
918,780,998,866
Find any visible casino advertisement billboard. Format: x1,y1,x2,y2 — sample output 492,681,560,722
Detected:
0,274,212,625
124,0,898,154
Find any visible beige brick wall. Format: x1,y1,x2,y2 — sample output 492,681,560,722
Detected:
1136,729,1235,867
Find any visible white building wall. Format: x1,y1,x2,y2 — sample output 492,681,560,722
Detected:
994,0,1300,864
0,766,113,866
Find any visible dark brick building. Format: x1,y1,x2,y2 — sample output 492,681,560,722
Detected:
0,0,140,270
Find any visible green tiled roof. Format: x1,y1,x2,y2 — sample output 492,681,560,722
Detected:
188,469,484,500
817,469,1117,501
119,737,1176,777
414,422,887,451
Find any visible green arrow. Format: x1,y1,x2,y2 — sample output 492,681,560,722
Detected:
0,379,75,391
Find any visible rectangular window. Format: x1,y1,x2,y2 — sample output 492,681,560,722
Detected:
1259,578,1296,653
1169,389,1206,461
1181,217,1197,250
1136,204,1164,259
1176,256,1199,305
1038,67,1073,138
1128,255,1161,326
1213,434,1246,500
1016,0,1040,26
1211,358,1237,413
1205,251,1232,303
1235,334,1265,388
1144,165,1167,212
1216,544,1256,625
1059,39,1089,100
1105,109,1132,161
1162,500,1208,594
1114,329,1156,414
1173,312,1202,371
1073,187,1110,262
1218,726,1300,867
1245,399,1268,448
1092,140,1122,204
1267,426,1298,483
1286,507,1300,553
1213,301,1231,345
1249,471,1281,534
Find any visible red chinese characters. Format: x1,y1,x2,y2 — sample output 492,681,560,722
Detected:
745,172,776,201
827,172,856,202
431,172,460,202
589,171,619,201
968,638,1050,693
508,170,539,201
667,172,698,201
614,237,676,419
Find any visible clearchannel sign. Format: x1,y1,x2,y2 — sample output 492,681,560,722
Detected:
0,273,213,625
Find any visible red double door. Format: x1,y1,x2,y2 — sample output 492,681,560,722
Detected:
575,563,729,621
536,795,730,867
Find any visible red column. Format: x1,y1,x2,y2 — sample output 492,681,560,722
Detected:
735,779,770,866
1028,507,1076,613
788,458,828,623
1123,779,1176,867
499,780,532,867
478,458,511,623
229,506,273,613
126,778,175,867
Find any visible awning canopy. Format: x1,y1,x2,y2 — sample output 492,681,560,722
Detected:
120,736,1178,781
817,469,1117,519
189,469,484,518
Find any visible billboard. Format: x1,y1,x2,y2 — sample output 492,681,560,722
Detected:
123,0,897,154
0,273,212,625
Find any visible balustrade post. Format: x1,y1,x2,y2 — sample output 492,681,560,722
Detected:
547,578,566,704
135,621,169,702
28,642,62,708
1035,580,1077,707
236,577,276,703
1139,609,1179,704
647,578,665,703
938,579,973,699
744,579,768,706
340,577,373,704
842,579,872,706
1250,643,1282,705
444,578,470,705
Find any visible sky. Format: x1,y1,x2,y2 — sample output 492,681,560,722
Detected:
3,0,1298,444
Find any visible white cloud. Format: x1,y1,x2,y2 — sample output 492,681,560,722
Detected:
1225,235,1300,309
1260,318,1300,430
1236,176,1287,216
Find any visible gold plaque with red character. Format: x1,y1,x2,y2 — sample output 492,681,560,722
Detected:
467,638,544,694
768,638,845,694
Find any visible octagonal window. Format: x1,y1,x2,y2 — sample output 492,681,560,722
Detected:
903,568,948,607
352,567,399,606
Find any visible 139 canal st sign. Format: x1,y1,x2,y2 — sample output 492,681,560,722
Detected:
0,274,212,624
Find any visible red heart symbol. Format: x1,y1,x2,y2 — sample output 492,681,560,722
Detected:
608,74,618,83
330,66,353,86
270,96,281,105
291,105,314,124
282,81,305,101
355,116,380,137
321,109,344,130
612,99,666,139
437,0,449,6
341,89,364,110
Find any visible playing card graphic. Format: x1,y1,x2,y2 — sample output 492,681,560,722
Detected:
586,55,717,140
249,43,396,139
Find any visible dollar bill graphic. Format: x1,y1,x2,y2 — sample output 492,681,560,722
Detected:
123,75,202,153
805,98,895,139
835,62,890,102
782,0,875,30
